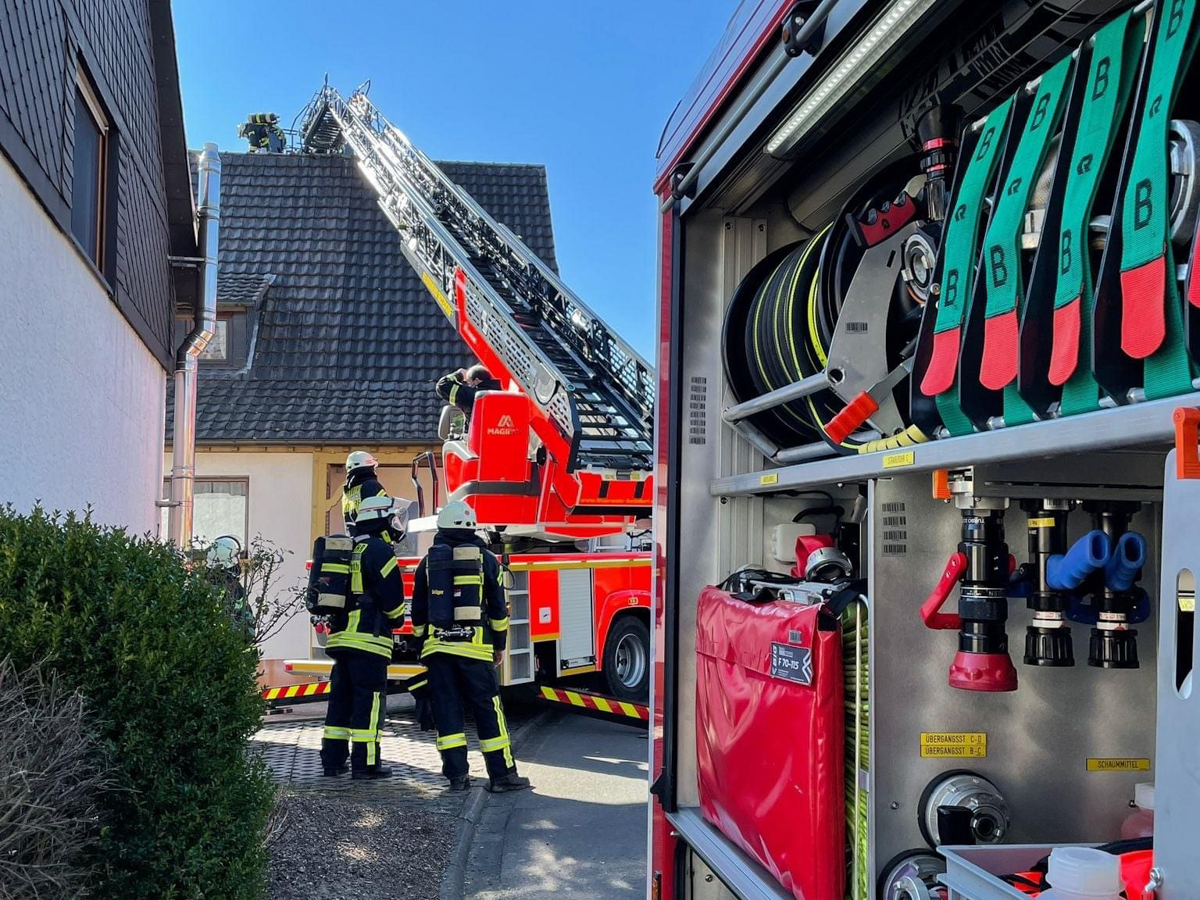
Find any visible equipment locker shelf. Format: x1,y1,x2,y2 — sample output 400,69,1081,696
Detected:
710,391,1200,497
652,0,1200,899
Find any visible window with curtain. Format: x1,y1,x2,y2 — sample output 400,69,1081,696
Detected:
161,479,249,546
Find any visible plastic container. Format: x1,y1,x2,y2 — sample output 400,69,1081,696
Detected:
1120,782,1155,840
1038,847,1124,899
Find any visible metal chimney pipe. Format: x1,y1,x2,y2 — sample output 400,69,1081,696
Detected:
167,142,220,548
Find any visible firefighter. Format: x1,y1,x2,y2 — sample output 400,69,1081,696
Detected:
320,494,408,779
435,364,502,420
206,535,255,638
342,450,385,536
411,499,530,793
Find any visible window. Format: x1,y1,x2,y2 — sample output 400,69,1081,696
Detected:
201,318,229,361
174,313,245,367
161,479,249,547
70,72,109,269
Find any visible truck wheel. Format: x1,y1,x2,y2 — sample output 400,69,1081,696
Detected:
603,616,650,702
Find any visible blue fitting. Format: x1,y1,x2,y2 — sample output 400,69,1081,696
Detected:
1046,530,1111,591
1105,531,1146,592
1066,587,1152,627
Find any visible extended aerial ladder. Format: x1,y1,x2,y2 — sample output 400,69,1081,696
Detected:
298,81,654,528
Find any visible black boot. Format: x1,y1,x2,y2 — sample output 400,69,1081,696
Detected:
485,773,531,793
448,775,471,792
322,762,350,777
352,765,393,780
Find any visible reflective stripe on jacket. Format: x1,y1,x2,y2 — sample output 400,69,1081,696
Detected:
326,536,407,658
411,529,508,660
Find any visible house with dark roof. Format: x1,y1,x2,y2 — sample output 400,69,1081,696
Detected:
164,146,559,665
1,1,195,531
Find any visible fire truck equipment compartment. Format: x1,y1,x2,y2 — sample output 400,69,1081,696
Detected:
695,586,844,900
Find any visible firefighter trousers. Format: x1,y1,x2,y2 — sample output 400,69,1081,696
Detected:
425,653,516,782
320,649,388,774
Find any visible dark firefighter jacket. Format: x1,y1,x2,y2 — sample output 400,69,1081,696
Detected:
435,372,503,417
411,529,508,662
325,534,407,658
342,470,385,536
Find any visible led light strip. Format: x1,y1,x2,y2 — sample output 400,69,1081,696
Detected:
765,0,940,157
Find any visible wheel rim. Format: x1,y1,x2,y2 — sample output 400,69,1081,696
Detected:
614,632,647,689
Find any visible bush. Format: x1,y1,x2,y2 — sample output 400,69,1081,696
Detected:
0,507,274,900
0,657,105,899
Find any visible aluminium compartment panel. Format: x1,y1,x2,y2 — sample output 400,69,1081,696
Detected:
870,475,1159,878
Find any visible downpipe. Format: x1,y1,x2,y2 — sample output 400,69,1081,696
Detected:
167,142,220,549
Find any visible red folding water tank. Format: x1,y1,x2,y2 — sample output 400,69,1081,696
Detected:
696,587,845,900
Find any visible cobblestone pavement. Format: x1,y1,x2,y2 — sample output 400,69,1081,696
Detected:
254,694,536,791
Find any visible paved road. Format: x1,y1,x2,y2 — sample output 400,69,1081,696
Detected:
462,710,649,900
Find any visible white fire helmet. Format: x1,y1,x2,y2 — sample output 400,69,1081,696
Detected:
345,450,378,474
206,535,242,571
436,499,478,530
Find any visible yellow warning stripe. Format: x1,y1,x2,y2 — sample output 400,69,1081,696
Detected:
538,685,648,720
263,681,331,701
422,271,455,321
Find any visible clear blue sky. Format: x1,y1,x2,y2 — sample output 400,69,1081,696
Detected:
174,1,736,360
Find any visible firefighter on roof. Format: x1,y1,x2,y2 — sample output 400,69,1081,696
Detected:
320,494,408,780
411,499,531,793
342,450,385,536
436,363,502,420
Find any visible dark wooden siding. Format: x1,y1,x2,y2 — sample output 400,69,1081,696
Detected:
0,0,179,368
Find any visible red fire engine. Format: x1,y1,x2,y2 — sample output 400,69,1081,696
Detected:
290,82,655,702
655,1,1200,900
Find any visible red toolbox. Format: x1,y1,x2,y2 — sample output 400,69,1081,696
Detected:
695,587,845,900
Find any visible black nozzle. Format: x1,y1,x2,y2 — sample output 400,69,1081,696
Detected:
1025,626,1075,666
1090,628,1140,669
1022,502,1075,667
1083,502,1142,669
916,104,961,222
949,507,1018,692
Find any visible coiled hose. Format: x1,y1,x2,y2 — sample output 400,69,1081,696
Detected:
725,162,932,454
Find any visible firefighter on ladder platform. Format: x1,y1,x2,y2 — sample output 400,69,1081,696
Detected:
342,450,385,536
320,494,408,779
435,363,502,421
411,500,531,793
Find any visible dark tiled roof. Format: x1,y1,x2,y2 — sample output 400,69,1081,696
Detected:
217,273,274,306
170,152,558,443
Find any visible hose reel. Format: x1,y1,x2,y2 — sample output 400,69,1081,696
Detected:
722,160,933,454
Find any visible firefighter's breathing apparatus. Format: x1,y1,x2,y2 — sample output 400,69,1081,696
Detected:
922,477,1150,691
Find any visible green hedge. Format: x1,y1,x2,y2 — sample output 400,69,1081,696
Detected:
0,506,274,899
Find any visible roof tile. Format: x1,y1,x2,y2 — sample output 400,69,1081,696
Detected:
169,151,558,443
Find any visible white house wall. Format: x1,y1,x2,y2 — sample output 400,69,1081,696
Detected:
162,450,315,663
0,154,165,534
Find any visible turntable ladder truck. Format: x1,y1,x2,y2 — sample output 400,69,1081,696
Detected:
285,83,656,704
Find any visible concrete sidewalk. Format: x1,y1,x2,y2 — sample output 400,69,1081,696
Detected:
462,711,649,900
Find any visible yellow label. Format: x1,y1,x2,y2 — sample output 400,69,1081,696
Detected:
883,451,916,469
1087,758,1151,772
1180,595,1196,613
920,732,987,758
760,473,779,486
422,272,456,321
1028,517,1057,528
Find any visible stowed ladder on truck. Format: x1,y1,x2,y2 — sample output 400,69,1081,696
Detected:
298,82,654,526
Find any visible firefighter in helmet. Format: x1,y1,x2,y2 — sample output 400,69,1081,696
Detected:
320,494,408,779
342,450,385,536
435,364,502,420
411,499,530,793
206,535,255,638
